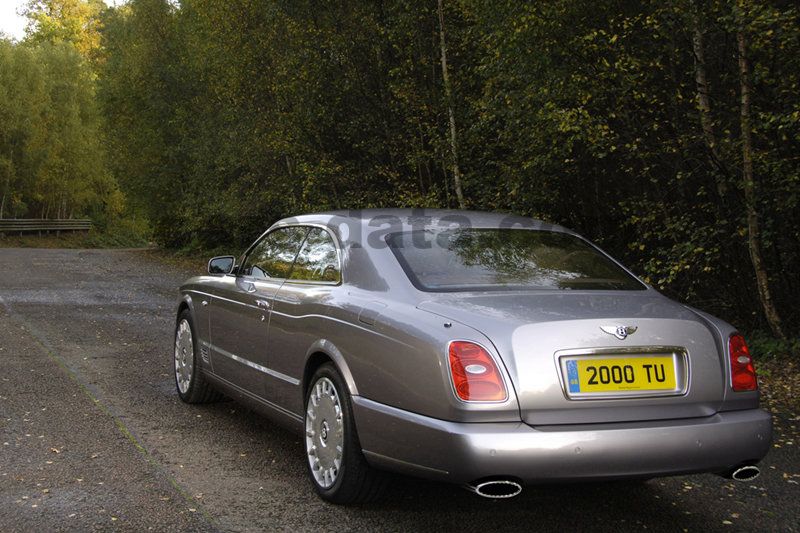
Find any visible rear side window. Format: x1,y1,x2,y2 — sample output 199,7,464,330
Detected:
241,226,308,279
388,229,645,292
290,228,341,283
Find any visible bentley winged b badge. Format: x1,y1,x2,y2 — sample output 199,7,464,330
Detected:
600,325,638,340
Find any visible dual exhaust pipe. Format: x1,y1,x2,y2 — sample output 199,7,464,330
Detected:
466,464,761,499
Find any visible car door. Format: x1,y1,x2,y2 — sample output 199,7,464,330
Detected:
208,225,308,398
265,226,342,415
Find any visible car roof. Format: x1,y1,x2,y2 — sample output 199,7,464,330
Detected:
262,209,601,295
274,209,572,247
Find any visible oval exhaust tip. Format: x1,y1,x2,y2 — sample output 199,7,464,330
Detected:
731,465,760,482
468,480,523,499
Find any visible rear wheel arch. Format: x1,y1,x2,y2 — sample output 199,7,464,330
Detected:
303,340,359,397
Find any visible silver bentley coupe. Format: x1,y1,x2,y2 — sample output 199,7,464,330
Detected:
174,209,772,503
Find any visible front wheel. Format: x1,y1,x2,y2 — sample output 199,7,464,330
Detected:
304,363,386,504
174,310,221,404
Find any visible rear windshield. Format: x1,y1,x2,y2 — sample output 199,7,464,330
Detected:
387,229,646,292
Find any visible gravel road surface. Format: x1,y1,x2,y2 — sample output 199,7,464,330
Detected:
0,248,797,532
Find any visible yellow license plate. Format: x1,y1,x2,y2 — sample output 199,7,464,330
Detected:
565,356,676,394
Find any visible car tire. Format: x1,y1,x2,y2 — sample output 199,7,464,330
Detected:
304,363,386,504
174,310,222,404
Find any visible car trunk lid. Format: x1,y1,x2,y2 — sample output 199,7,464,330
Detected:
418,291,726,425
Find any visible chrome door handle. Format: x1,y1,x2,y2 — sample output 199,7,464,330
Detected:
201,300,209,307
245,284,257,293
255,299,271,309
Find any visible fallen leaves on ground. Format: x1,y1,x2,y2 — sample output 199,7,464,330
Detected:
758,358,799,415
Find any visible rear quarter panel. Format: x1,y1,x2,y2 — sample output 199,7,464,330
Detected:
321,291,521,423
683,306,760,412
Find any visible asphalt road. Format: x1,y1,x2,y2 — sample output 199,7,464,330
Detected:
0,248,797,532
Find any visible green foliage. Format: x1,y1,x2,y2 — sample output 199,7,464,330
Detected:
85,0,800,334
82,216,150,247
97,0,463,247
0,220,149,249
453,0,799,332
23,0,105,62
3,0,798,336
0,37,121,224
746,331,800,361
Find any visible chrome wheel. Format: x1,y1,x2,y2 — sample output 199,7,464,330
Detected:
174,318,194,395
305,377,344,489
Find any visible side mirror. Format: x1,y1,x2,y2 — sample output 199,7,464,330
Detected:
208,256,236,275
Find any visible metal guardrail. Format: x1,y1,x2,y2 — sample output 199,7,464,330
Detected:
0,219,93,235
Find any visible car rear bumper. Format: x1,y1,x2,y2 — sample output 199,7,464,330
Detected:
352,397,773,484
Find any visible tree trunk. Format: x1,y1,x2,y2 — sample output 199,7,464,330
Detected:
437,0,466,209
0,171,10,219
737,28,786,339
441,158,451,207
691,19,728,201
417,120,426,195
285,155,294,179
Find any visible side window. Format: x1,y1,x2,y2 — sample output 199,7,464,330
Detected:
289,228,341,283
241,226,308,279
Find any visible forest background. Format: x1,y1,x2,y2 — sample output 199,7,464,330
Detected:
1,0,798,346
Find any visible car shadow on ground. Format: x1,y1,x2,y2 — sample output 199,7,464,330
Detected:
186,391,752,532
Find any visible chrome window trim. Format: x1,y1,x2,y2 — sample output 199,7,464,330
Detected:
271,222,343,286
238,225,309,282
385,228,648,293
282,278,341,286
236,223,343,286
554,346,691,401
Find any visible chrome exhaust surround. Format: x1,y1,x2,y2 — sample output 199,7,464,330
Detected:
466,479,523,499
730,465,760,482
719,464,761,482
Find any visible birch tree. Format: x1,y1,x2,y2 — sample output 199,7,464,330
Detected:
736,7,786,339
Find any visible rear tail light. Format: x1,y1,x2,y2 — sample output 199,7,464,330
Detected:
729,333,757,392
448,341,507,402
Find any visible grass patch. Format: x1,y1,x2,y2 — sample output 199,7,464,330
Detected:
139,248,209,276
0,219,151,249
141,240,243,277
0,230,148,249
1,231,93,248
